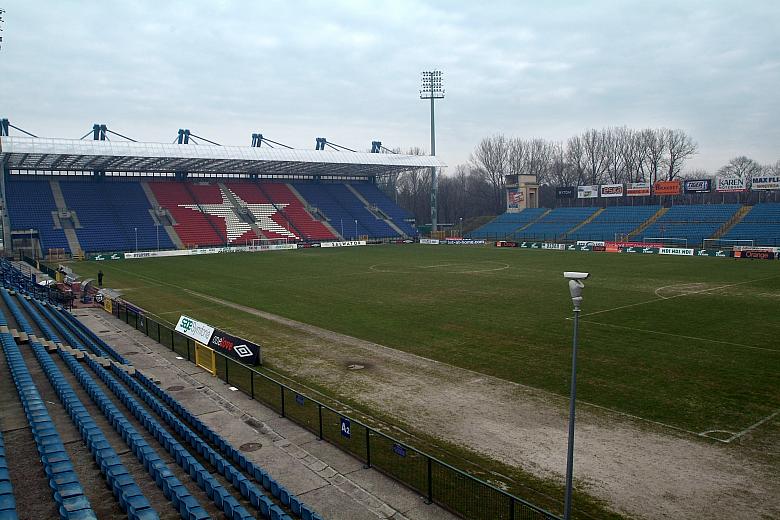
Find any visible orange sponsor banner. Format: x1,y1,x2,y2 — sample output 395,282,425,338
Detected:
653,180,681,196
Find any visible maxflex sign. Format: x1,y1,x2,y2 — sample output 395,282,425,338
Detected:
751,176,780,191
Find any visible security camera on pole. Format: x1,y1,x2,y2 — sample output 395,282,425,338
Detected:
562,271,589,520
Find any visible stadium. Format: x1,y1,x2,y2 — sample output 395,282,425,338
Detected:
0,116,778,520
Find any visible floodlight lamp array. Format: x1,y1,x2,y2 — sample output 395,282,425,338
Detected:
420,70,445,99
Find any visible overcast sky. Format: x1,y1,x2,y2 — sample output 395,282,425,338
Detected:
1,1,778,173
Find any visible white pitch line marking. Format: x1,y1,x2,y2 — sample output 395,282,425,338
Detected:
582,274,780,317
579,320,779,353
725,408,780,443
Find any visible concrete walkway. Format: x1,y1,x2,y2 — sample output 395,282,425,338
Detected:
74,307,457,520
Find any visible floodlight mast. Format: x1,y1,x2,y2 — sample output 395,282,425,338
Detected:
420,70,444,232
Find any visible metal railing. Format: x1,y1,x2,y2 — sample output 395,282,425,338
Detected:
111,300,562,520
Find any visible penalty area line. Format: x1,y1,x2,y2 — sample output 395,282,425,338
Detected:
725,408,780,443
578,320,779,354
581,274,780,318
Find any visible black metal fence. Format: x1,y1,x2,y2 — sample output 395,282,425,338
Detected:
111,300,561,520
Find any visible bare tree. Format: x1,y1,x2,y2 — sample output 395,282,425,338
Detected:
581,129,609,184
664,129,698,180
717,156,762,179
640,128,667,184
470,135,509,213
565,135,587,185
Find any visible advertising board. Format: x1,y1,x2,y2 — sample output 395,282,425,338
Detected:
577,185,599,199
683,179,711,193
659,247,694,256
715,176,747,192
750,176,780,190
626,182,651,197
556,187,576,199
600,184,624,198
653,180,681,196
541,243,566,250
175,315,216,345
320,240,367,248
495,241,518,247
419,238,440,245
207,328,261,365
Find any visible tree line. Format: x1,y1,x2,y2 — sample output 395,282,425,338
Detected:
378,127,780,225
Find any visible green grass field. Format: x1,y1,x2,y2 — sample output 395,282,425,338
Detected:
73,244,780,440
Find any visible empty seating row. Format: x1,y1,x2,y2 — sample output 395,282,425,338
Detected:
517,207,600,240
18,296,214,520
0,431,17,520
8,299,160,520
642,204,741,247
0,305,96,520
131,370,324,520
567,205,661,242
259,184,337,241
723,203,780,246
59,180,174,253
350,183,418,237
149,181,226,247
44,301,318,520
5,178,71,252
469,208,548,238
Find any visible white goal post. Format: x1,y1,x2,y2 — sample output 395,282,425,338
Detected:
702,238,754,250
249,237,291,250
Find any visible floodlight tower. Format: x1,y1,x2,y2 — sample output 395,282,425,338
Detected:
420,70,444,232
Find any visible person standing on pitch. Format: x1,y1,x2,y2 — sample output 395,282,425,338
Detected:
98,270,104,287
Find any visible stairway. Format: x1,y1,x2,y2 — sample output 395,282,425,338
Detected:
514,209,551,234
286,184,343,239
48,180,83,255
628,207,668,240
140,182,185,249
711,205,752,239
565,207,605,235
183,182,227,244
345,184,408,238
217,183,270,240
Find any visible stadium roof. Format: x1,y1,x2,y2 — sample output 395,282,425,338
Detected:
0,136,444,177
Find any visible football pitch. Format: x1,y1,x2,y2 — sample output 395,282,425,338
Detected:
73,244,780,442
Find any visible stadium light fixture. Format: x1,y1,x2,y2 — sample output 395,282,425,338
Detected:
420,70,444,233
134,227,138,252
562,271,589,520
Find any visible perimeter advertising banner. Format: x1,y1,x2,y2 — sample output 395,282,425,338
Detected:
175,315,215,345
176,315,261,365
715,176,747,192
600,184,624,198
626,182,651,197
751,176,780,190
683,179,711,193
207,328,261,365
577,185,599,199
653,180,681,196
556,187,576,199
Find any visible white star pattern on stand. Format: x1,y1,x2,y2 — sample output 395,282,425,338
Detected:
179,189,298,242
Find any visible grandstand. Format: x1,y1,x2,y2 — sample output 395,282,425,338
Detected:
566,205,661,242
722,203,780,246
641,204,741,247
0,259,328,520
0,135,435,256
514,207,599,241
468,202,780,247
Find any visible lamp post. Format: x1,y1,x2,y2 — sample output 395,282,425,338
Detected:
354,219,358,239
156,223,160,251
563,271,589,520
459,217,463,237
420,70,444,233
340,218,344,238
134,227,138,252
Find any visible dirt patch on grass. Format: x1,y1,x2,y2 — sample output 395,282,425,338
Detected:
185,289,779,519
